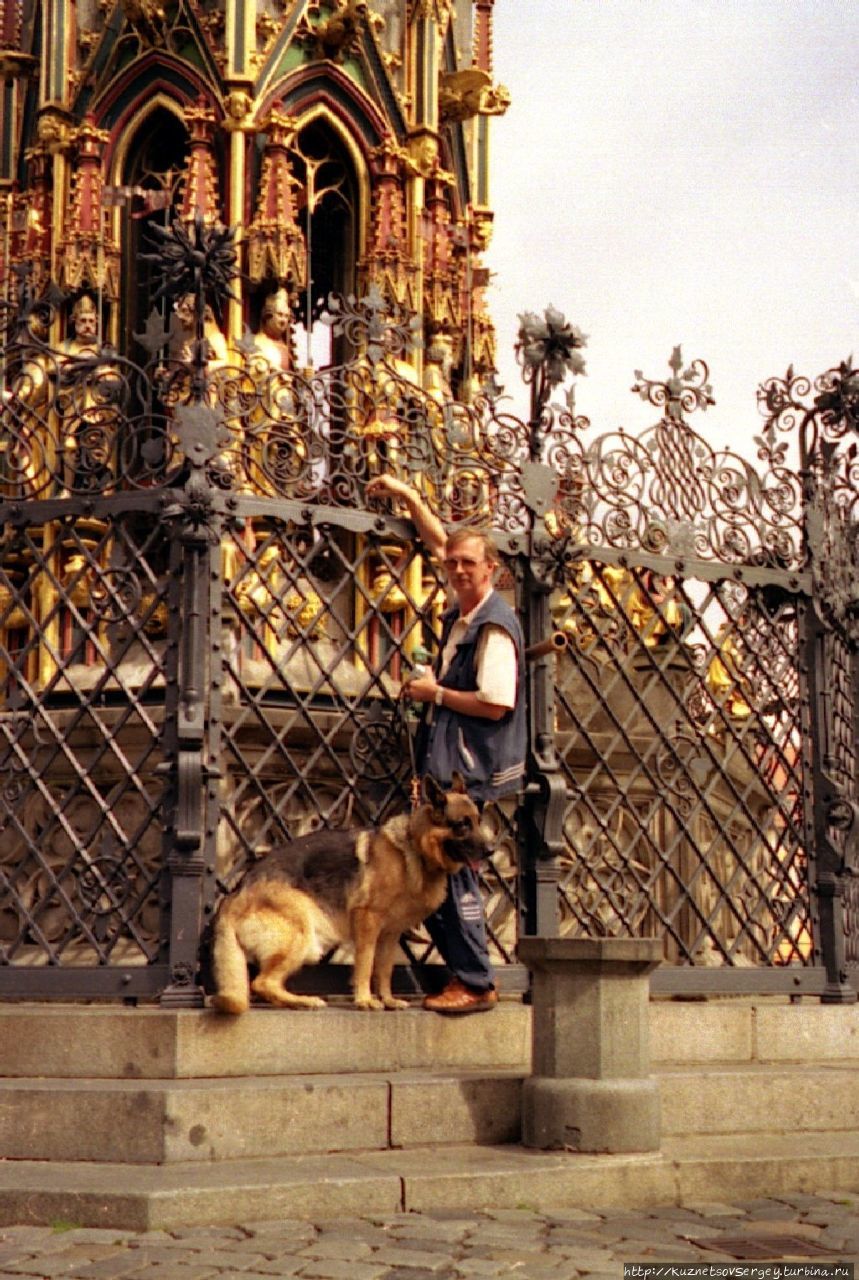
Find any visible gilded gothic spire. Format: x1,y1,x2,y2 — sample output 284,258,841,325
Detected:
58,116,120,299
247,112,307,290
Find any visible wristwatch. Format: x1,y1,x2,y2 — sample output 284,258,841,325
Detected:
434,687,445,707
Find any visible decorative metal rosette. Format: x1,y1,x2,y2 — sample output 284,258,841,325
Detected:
516,306,588,413
142,213,238,316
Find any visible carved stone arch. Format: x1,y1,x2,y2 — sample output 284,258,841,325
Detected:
255,92,371,366
258,56,398,151
94,51,216,137
77,0,221,120
96,62,227,356
104,92,191,356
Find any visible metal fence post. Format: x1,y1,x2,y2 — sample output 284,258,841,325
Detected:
517,540,566,940
515,314,584,940
804,611,858,1004
159,505,214,1007
802,424,859,1003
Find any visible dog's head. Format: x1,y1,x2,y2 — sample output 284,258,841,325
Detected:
418,772,489,873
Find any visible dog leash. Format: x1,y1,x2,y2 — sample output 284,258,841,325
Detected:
396,687,423,812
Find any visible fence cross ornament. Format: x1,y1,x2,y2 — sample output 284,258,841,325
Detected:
633,345,715,420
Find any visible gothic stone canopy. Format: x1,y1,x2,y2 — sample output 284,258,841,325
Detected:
0,0,508,392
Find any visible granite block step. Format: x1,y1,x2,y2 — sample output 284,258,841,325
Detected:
0,1132,857,1232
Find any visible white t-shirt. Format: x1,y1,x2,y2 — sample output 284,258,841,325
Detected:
438,589,518,710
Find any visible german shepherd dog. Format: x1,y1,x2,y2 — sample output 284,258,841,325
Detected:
211,773,488,1012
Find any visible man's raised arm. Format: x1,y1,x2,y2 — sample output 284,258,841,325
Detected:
365,475,446,559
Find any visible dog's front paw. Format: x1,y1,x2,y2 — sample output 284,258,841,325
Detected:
353,994,384,1011
382,996,409,1010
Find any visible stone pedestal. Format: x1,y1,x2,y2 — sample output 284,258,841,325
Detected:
519,936,663,1153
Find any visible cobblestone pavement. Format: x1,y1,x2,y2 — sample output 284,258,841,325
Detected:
0,1193,857,1280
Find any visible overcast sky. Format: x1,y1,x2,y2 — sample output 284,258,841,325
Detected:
485,1,858,455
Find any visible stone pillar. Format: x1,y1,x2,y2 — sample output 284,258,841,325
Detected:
518,936,663,1153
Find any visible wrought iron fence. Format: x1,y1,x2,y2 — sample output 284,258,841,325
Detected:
0,276,856,1003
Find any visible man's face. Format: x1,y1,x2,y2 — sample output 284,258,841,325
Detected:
443,536,494,610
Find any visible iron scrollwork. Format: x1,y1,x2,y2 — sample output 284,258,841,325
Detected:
349,701,411,784
758,358,859,634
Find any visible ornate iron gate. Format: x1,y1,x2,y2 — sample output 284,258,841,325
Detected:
0,283,856,1003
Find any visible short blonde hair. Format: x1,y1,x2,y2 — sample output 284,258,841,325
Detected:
444,527,497,565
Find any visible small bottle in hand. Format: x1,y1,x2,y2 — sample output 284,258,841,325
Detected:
406,645,431,719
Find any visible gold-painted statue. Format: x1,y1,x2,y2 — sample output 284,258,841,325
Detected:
2,306,53,497
423,337,453,404
168,293,228,370
251,289,293,373
58,294,118,493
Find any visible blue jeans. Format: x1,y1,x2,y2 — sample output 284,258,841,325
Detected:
424,864,494,992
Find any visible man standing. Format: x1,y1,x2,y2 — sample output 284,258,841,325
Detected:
366,474,526,1015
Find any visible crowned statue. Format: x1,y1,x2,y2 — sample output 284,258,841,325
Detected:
63,294,101,358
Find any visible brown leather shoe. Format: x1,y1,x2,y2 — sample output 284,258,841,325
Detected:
422,979,498,1015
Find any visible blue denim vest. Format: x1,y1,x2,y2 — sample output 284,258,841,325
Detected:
417,591,526,802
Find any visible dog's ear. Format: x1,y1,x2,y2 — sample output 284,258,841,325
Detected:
449,771,467,795
423,775,446,811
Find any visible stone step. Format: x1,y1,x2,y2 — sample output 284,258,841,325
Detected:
3,1059,855,1166
3,999,858,1079
659,1063,859,1137
0,1070,523,1164
650,997,859,1066
0,1003,531,1079
0,1132,857,1232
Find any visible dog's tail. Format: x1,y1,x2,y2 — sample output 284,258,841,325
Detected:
211,912,250,1015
